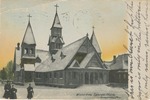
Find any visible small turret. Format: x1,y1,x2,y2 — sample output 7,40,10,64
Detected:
90,26,102,56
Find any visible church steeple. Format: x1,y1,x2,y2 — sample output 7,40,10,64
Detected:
21,14,36,60
51,4,62,29
90,26,102,56
22,14,36,45
48,4,64,55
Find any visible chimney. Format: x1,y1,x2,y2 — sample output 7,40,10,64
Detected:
17,43,20,50
113,55,116,64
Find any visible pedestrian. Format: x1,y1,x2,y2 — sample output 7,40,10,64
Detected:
10,85,17,99
3,81,11,99
27,84,34,99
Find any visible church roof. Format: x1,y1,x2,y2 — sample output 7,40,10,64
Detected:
35,35,106,72
35,36,87,72
22,20,36,45
34,57,52,72
90,32,101,53
51,12,62,28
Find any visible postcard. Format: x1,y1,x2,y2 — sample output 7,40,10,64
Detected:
0,0,149,100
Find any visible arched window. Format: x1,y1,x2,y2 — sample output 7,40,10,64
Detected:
24,48,28,54
30,48,33,54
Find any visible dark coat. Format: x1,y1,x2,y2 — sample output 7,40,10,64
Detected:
3,83,11,99
10,88,17,99
27,86,34,99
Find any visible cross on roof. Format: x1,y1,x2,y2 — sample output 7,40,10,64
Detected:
27,14,32,21
92,26,95,30
54,4,59,12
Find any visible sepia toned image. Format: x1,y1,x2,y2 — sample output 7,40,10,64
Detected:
0,0,149,100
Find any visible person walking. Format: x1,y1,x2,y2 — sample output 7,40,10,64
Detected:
3,81,11,99
10,85,17,99
27,84,34,99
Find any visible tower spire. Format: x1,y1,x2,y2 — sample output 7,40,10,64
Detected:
48,4,64,55
90,26,101,55
92,26,95,34
54,4,59,13
22,14,36,45
51,4,62,29
27,14,32,22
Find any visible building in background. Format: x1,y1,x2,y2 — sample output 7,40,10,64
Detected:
105,54,128,84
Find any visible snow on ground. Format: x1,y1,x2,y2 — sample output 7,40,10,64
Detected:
0,83,128,100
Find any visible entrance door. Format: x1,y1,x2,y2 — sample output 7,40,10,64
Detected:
79,73,83,84
90,73,94,84
25,72,33,82
85,72,89,84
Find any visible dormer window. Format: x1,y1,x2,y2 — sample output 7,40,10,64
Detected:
60,51,66,59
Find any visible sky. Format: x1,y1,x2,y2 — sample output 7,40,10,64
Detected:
0,0,127,69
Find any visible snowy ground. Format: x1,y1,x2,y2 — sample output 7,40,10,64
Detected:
0,83,128,100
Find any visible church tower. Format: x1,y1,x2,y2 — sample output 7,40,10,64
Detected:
90,26,102,57
21,14,36,65
48,4,64,55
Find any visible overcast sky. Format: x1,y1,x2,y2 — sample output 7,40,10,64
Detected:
0,0,127,69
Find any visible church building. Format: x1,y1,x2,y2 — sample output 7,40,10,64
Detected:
13,5,109,87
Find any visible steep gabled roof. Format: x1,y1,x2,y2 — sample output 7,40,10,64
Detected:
35,35,107,72
22,20,36,45
80,51,104,69
35,36,87,72
35,57,52,72
51,12,62,28
90,32,101,53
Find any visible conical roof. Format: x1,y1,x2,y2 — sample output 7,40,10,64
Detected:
51,12,62,28
90,30,101,53
22,20,36,45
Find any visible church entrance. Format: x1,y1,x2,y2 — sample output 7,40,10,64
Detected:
25,71,33,82
85,72,89,84
90,73,94,84
79,73,83,84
